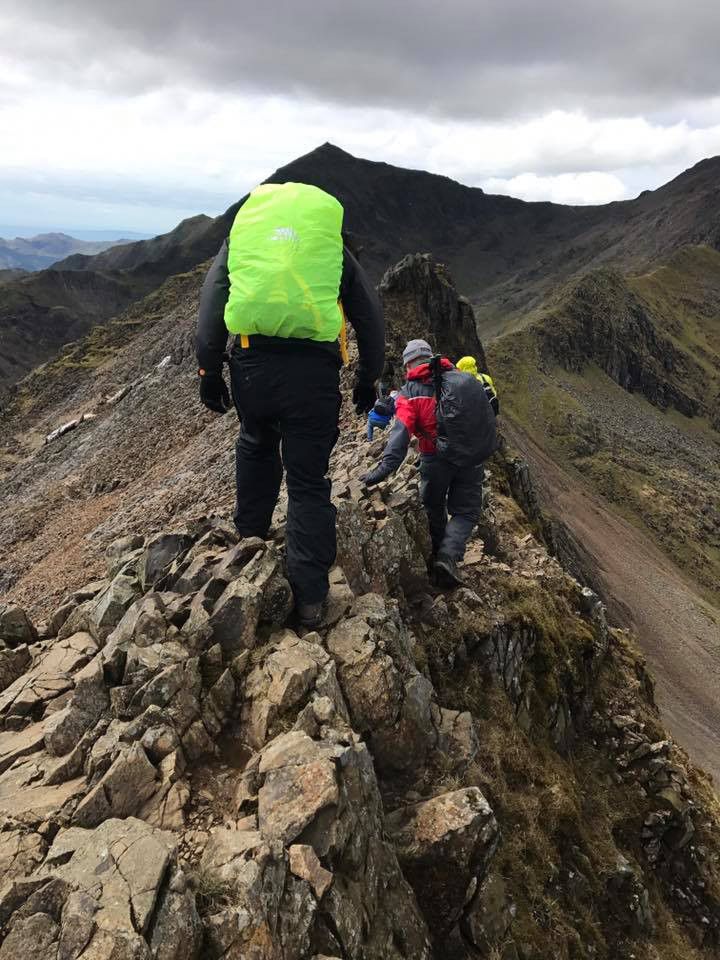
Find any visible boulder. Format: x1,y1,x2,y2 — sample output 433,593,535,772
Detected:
326,601,437,775
386,787,500,934
240,631,345,751
209,578,263,655
0,631,98,732
138,532,194,591
241,547,294,627
326,615,403,733
44,657,109,757
105,534,145,573
0,604,38,647
49,581,106,637
0,645,31,694
172,550,223,594
210,728,431,960
88,571,142,641
73,743,158,827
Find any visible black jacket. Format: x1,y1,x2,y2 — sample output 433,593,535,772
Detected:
195,238,385,382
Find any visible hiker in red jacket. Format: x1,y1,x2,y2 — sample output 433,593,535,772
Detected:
363,338,496,588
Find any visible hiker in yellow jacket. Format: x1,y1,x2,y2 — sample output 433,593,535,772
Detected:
456,356,499,416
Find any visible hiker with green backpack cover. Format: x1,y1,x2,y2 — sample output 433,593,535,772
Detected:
196,181,384,627
363,338,497,587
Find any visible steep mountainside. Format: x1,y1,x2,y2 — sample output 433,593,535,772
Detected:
0,215,231,395
489,245,720,606
2,144,719,393
0,232,128,271
1,257,720,959
485,241,720,785
265,145,720,329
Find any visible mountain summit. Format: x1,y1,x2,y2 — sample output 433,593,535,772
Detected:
2,146,719,394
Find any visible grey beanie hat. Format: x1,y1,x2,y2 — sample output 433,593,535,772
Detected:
402,338,433,365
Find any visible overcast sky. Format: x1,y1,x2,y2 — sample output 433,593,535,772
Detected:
2,0,720,235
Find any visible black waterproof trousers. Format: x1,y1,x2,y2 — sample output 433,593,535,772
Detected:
229,349,341,604
419,457,484,560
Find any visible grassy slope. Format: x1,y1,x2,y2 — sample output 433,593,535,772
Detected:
416,475,720,960
487,246,720,607
628,246,720,400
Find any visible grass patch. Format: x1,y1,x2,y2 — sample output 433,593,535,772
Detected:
191,867,239,916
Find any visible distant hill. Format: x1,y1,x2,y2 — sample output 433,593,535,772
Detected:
0,268,27,284
1,144,719,394
488,243,720,606
0,215,228,393
0,232,132,271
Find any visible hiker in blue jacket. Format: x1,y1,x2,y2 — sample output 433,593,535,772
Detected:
367,391,398,440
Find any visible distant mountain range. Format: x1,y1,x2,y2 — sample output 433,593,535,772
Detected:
1,143,719,395
0,216,220,390
0,232,134,272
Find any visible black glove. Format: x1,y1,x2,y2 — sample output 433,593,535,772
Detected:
353,376,376,415
362,466,390,487
199,370,230,414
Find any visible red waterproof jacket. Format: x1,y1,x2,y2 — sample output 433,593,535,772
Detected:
372,358,454,478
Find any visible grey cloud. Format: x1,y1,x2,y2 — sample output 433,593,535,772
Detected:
14,0,720,119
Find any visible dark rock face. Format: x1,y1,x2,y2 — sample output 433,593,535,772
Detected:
538,269,704,418
380,254,486,373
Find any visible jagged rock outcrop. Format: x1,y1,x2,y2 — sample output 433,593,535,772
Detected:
0,816,201,960
208,727,432,959
537,268,705,418
380,253,487,379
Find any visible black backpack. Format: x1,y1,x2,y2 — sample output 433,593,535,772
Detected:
429,356,497,466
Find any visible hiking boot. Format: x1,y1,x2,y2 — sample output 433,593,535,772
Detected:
296,601,325,630
433,554,463,589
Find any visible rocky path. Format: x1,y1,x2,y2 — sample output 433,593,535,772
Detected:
504,419,720,783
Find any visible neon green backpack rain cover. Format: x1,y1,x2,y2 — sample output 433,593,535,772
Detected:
224,182,345,342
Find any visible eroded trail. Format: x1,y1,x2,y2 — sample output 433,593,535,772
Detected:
504,419,720,783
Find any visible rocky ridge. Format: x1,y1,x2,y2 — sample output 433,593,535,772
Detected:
4,145,720,395
0,256,719,958
488,244,720,608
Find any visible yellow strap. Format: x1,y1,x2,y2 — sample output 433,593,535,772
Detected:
240,334,250,349
338,301,349,366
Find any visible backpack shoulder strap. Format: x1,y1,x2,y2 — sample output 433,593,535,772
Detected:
428,355,444,398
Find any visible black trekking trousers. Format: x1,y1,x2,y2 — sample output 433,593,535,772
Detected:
229,349,341,604
419,457,484,561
